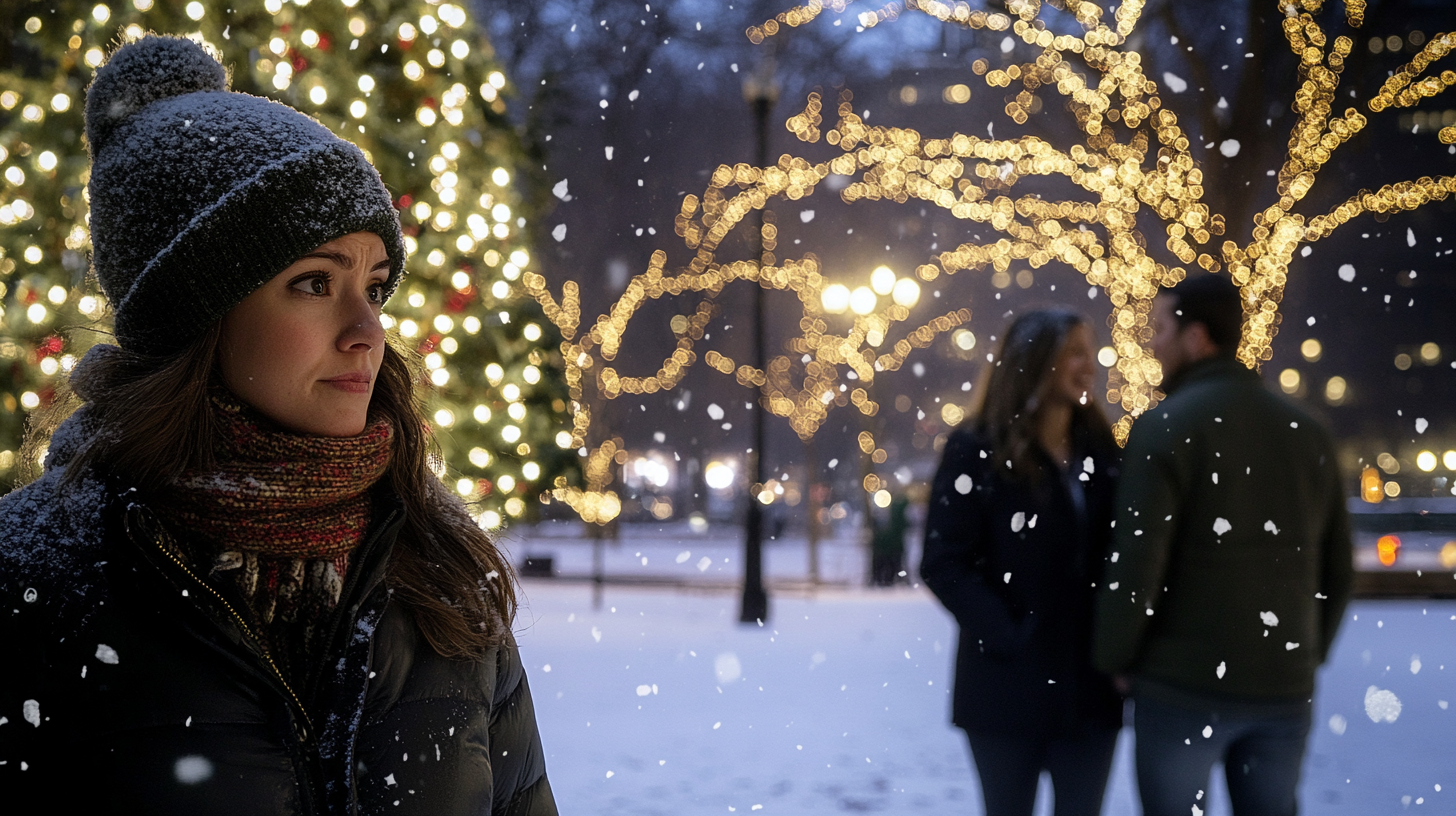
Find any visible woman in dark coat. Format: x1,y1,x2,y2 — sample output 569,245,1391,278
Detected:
0,36,554,815
921,309,1122,816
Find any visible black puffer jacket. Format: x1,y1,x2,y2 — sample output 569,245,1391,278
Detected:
0,417,556,815
921,427,1122,738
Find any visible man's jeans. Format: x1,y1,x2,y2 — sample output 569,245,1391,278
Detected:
1134,689,1311,816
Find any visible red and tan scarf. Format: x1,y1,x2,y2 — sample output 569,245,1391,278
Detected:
156,391,393,680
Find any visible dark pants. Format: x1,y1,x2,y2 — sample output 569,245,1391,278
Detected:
1134,692,1311,816
964,726,1118,816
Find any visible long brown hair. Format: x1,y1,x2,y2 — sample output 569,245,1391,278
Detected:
21,329,516,659
968,308,1114,484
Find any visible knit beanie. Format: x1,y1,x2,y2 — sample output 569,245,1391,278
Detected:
84,34,406,355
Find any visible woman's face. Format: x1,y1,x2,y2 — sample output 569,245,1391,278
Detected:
1048,323,1096,407
218,232,389,437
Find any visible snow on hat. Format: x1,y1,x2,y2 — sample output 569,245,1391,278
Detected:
84,34,405,354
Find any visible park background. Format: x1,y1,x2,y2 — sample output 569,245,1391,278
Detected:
2,0,1454,812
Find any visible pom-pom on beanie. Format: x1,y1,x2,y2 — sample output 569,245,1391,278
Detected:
85,34,406,355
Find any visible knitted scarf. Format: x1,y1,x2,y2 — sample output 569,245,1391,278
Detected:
156,391,393,683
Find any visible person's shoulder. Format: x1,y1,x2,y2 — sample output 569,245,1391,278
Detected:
941,427,993,468
0,469,112,609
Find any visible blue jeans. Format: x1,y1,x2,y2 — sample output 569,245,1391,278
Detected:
1133,690,1311,816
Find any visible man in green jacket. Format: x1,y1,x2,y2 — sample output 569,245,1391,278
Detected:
1093,274,1352,816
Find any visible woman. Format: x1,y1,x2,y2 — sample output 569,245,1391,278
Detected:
921,309,1122,816
0,36,555,814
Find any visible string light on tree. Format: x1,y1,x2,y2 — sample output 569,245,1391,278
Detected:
528,0,1456,522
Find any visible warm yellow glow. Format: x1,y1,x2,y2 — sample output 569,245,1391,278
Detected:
1300,338,1322,362
1324,376,1347,404
1417,450,1438,472
492,167,511,186
943,83,972,104
523,323,542,342
1377,534,1401,567
873,489,892,508
849,286,877,315
870,265,896,295
427,49,446,68
1097,346,1116,367
555,431,573,448
37,151,57,171
398,319,418,338
84,48,104,67
39,357,59,376
430,369,450,387
46,286,65,305
941,403,965,426
1278,368,1300,394
349,99,367,118
19,392,39,410
1444,450,1456,470
1420,342,1441,364
891,277,920,307
1441,541,1456,570
502,384,521,401
23,248,42,266
301,29,319,48
480,510,503,530
308,86,327,105
1385,481,1401,498
523,365,541,384
463,316,481,334
485,363,504,386
488,71,506,89
92,4,110,23
820,283,850,313
1360,465,1383,503
416,107,437,126
49,94,70,113
501,426,522,443
357,74,375,93
507,403,526,422
185,1,204,20
473,405,492,423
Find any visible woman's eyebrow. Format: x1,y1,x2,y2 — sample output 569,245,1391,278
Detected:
371,258,391,272
291,250,391,273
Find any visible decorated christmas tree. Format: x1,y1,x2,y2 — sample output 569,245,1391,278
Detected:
0,0,576,524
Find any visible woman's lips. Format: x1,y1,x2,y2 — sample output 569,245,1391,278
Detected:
322,373,372,394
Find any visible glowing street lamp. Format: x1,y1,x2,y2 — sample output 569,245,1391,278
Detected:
869,264,896,295
820,283,851,314
849,286,877,315
891,277,920,307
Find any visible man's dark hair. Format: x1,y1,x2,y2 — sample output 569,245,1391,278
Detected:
1168,274,1243,356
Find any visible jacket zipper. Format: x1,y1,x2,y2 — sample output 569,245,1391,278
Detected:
152,530,315,735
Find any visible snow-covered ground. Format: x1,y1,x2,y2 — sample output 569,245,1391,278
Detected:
511,578,1454,815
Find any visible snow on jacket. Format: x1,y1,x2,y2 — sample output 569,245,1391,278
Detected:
0,411,557,815
1092,357,1353,701
921,426,1123,737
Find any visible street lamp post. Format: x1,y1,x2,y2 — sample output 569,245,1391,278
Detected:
739,59,778,624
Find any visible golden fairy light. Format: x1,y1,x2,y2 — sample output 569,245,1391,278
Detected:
530,0,1453,522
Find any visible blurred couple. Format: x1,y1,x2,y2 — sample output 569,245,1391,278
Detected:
922,275,1353,816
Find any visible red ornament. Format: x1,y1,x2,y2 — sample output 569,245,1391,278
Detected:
317,32,332,51
291,54,308,74
445,290,471,313
397,193,413,210
477,479,493,496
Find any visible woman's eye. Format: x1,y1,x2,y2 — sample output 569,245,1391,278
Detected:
293,276,328,295
368,284,386,304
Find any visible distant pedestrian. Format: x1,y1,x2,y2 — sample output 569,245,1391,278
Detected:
870,492,909,586
0,36,554,813
922,309,1122,816
1093,274,1352,816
